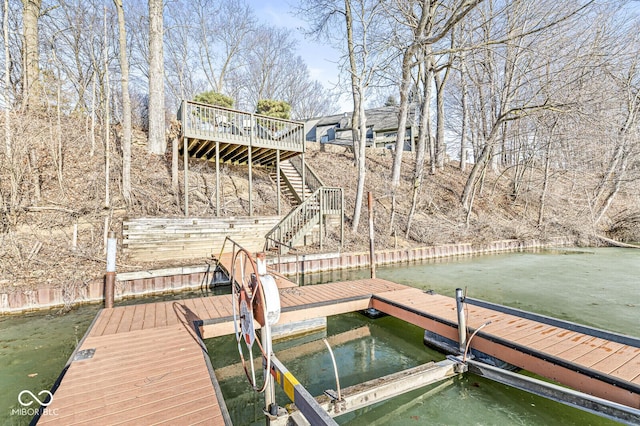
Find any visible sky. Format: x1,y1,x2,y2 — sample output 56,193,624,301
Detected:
246,0,351,112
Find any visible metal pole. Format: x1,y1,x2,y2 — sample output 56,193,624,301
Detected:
105,231,117,308
323,339,342,401
263,323,277,422
368,192,376,279
456,288,467,354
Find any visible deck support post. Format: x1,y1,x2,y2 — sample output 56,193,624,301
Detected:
249,114,254,216
215,141,220,216
105,231,116,308
319,189,324,250
456,288,467,354
183,137,189,216
276,150,281,216
301,152,306,203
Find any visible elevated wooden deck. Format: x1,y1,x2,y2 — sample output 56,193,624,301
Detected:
178,100,305,167
38,279,640,424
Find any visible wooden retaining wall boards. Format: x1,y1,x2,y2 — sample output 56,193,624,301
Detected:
122,216,281,261
273,237,574,276
0,237,572,315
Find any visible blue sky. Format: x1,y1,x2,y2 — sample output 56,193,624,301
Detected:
247,0,350,111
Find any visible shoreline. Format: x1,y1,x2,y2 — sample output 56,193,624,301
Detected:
0,237,574,315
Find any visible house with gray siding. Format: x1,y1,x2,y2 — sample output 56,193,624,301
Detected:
304,105,419,151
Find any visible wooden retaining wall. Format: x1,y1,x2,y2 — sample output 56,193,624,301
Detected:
0,237,573,314
272,237,574,275
122,216,281,261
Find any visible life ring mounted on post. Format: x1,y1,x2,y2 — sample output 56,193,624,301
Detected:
230,248,280,393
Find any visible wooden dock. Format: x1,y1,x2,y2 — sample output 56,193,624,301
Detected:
38,279,640,424
370,289,640,409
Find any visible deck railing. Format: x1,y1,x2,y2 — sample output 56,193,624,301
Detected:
177,100,305,153
264,187,343,253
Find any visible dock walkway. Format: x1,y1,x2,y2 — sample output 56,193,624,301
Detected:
39,279,639,424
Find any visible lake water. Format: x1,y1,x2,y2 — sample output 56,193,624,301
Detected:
1,248,637,425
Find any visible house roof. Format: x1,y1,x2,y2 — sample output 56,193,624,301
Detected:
309,105,418,132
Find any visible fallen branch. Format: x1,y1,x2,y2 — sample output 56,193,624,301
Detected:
25,206,79,215
596,235,640,249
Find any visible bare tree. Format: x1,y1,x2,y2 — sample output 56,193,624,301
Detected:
21,0,42,110
388,0,483,233
103,6,110,208
344,0,368,232
148,0,165,155
3,0,10,159
297,0,386,232
191,0,255,94
114,0,131,203
458,0,597,217
406,47,434,238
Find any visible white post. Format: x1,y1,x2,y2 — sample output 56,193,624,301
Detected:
456,288,467,354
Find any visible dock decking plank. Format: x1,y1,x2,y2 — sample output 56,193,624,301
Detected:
115,305,136,334
571,341,626,368
609,350,639,381
534,333,592,356
100,306,126,335
154,300,168,328
90,308,114,337
41,276,640,424
128,303,147,331
591,345,640,375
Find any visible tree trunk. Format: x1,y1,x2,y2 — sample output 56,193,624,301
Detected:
459,58,469,172
21,0,41,110
148,0,166,155
461,124,501,211
344,0,367,233
29,149,40,203
434,65,451,169
595,151,628,225
352,96,367,232
389,50,415,233
406,63,433,238
103,7,110,208
115,0,132,203
537,143,551,227
3,0,10,159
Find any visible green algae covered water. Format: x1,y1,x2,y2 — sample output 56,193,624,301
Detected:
1,248,637,425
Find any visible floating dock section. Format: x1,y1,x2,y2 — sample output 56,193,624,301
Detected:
37,279,640,424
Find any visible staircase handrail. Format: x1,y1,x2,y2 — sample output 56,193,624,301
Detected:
264,186,343,253
288,156,325,193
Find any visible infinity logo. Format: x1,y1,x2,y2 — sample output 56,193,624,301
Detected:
18,390,54,407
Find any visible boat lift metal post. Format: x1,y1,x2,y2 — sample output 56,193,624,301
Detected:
455,288,467,354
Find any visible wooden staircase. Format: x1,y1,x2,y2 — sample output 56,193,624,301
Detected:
271,159,314,206
266,156,343,253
